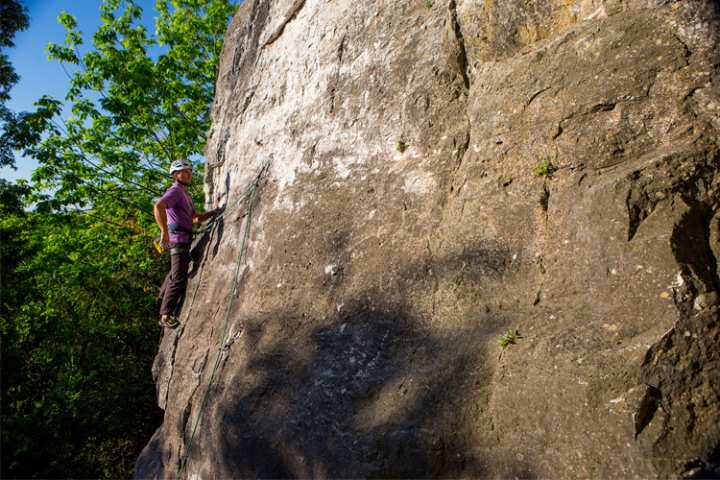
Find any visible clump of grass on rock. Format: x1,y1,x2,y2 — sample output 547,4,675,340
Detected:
533,158,557,178
497,329,523,349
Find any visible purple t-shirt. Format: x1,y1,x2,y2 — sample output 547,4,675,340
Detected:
160,182,195,243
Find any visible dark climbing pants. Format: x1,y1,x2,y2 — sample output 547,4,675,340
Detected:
159,243,191,317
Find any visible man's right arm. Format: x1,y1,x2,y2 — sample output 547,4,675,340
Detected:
154,200,170,246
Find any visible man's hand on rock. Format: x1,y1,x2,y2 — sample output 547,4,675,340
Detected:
210,205,225,218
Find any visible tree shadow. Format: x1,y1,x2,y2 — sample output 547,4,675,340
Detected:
140,221,537,478
188,295,509,479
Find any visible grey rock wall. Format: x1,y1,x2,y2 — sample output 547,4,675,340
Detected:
136,1,720,478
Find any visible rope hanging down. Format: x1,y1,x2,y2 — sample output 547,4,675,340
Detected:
192,163,269,236
176,162,269,479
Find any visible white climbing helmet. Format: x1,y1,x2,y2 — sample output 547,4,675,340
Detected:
169,159,193,175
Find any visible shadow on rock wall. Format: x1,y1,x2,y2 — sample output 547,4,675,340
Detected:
145,198,534,479
201,303,485,478
183,290,531,479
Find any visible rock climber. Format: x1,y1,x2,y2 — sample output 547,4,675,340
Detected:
154,159,220,328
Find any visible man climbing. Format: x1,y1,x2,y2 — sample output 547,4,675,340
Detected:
154,159,219,328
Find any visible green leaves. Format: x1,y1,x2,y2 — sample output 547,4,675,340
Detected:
30,0,238,213
1,1,239,477
0,0,30,168
2,195,164,478
497,329,523,349
532,158,557,178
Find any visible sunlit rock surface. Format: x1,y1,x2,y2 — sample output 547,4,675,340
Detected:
136,1,720,478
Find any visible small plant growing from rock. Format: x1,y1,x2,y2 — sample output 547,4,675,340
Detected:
533,158,556,178
396,138,409,153
497,329,522,349
425,0,433,8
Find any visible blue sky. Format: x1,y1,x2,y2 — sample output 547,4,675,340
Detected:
1,0,167,182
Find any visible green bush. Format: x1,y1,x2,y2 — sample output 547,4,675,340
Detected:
1,187,164,478
532,158,556,178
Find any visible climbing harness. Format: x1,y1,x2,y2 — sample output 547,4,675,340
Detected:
169,223,193,235
153,171,259,256
176,162,269,479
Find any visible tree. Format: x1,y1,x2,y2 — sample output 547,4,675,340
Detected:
1,1,238,477
1,193,168,478
0,0,29,168
27,0,236,212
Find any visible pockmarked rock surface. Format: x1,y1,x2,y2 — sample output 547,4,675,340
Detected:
136,1,720,478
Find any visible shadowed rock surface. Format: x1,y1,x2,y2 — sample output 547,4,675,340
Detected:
136,0,720,478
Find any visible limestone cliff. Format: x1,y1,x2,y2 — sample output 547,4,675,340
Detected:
136,1,720,478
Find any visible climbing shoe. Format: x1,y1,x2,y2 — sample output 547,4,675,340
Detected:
159,315,180,328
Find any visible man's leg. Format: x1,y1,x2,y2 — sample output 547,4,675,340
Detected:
160,245,191,318
157,270,171,311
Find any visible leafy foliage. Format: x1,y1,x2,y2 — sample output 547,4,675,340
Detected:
27,0,237,210
0,0,30,168
1,188,164,477
1,0,237,477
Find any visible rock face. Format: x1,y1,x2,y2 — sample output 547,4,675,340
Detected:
136,1,720,478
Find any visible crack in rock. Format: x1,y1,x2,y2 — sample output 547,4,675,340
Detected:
448,0,470,90
262,0,307,49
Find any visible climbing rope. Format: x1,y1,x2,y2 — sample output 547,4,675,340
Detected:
192,162,270,236
191,188,252,236
176,162,269,479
